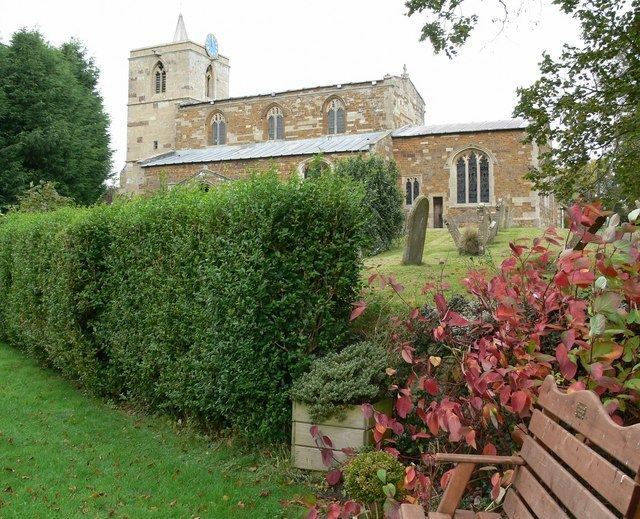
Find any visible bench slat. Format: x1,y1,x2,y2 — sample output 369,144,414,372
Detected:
520,435,617,519
538,376,640,472
503,489,535,519
530,408,637,514
512,466,569,519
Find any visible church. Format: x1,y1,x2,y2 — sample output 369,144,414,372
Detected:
120,15,556,228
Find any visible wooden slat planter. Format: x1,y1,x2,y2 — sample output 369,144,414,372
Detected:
292,400,391,471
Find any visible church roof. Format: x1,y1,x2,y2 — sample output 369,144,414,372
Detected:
392,119,528,137
140,131,389,167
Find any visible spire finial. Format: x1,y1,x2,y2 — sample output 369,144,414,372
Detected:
173,13,189,42
402,64,409,78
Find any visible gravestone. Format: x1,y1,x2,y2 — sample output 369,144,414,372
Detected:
444,216,462,249
488,220,499,244
402,195,430,265
496,199,507,230
477,205,493,245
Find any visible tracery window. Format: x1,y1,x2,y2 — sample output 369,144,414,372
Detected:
153,62,166,94
453,150,491,204
267,106,284,140
327,98,346,135
405,177,421,205
210,112,226,145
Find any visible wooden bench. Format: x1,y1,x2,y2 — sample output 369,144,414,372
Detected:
400,376,640,519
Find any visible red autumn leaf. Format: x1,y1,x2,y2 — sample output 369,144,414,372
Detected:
556,343,578,379
568,268,596,287
401,347,414,364
496,304,517,321
423,378,439,396
309,425,319,438
426,411,439,436
440,468,454,489
361,403,374,420
367,273,378,285
465,428,477,449
511,391,529,415
434,293,448,314
349,301,367,321
405,466,416,486
326,469,342,486
320,448,333,467
306,507,319,519
322,435,333,448
491,472,502,500
446,310,469,327
343,501,362,516
483,443,497,456
509,242,526,257
396,394,413,419
447,413,462,441
327,503,341,519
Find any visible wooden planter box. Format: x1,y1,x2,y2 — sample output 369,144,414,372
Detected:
291,400,391,471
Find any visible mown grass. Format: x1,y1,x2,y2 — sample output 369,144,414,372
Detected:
0,343,307,518
363,227,547,307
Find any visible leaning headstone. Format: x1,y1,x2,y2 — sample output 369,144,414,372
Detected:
496,199,507,230
487,220,499,244
477,205,493,245
402,195,430,265
444,216,462,249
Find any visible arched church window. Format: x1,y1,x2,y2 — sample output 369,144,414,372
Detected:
405,177,421,205
327,98,346,135
210,112,226,145
153,62,166,94
267,106,284,140
205,65,213,98
453,150,491,204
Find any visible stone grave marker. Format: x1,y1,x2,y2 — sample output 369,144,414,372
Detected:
402,195,429,265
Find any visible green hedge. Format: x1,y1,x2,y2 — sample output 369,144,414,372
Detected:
0,173,368,441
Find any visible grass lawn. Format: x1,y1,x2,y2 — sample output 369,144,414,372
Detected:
0,343,307,518
364,227,546,305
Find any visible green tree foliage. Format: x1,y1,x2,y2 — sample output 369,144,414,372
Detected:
0,30,111,210
0,174,368,442
406,0,640,208
333,155,404,255
8,180,74,213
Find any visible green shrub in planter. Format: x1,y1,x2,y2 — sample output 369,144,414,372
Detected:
291,341,388,423
343,450,405,505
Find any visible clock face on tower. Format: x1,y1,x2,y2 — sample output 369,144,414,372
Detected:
205,34,218,58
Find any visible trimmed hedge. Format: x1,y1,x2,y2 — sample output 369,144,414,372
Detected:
0,173,368,441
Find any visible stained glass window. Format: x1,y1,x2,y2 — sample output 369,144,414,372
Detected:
405,179,412,205
456,158,466,204
327,99,346,135
468,152,478,203
480,155,490,202
455,151,491,204
267,106,284,140
413,179,420,201
211,113,226,145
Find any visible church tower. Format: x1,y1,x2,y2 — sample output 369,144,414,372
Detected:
120,15,230,193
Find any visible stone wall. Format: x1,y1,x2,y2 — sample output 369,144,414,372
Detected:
140,151,370,192
174,76,424,149
392,129,550,227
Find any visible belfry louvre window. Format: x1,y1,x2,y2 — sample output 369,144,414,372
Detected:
267,106,284,140
210,113,226,145
327,99,346,135
154,63,166,94
455,150,490,204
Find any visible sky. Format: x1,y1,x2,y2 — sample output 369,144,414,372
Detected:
0,0,581,183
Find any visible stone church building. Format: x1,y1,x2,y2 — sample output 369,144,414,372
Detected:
120,16,555,227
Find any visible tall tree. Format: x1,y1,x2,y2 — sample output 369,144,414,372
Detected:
405,0,640,208
0,30,111,209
